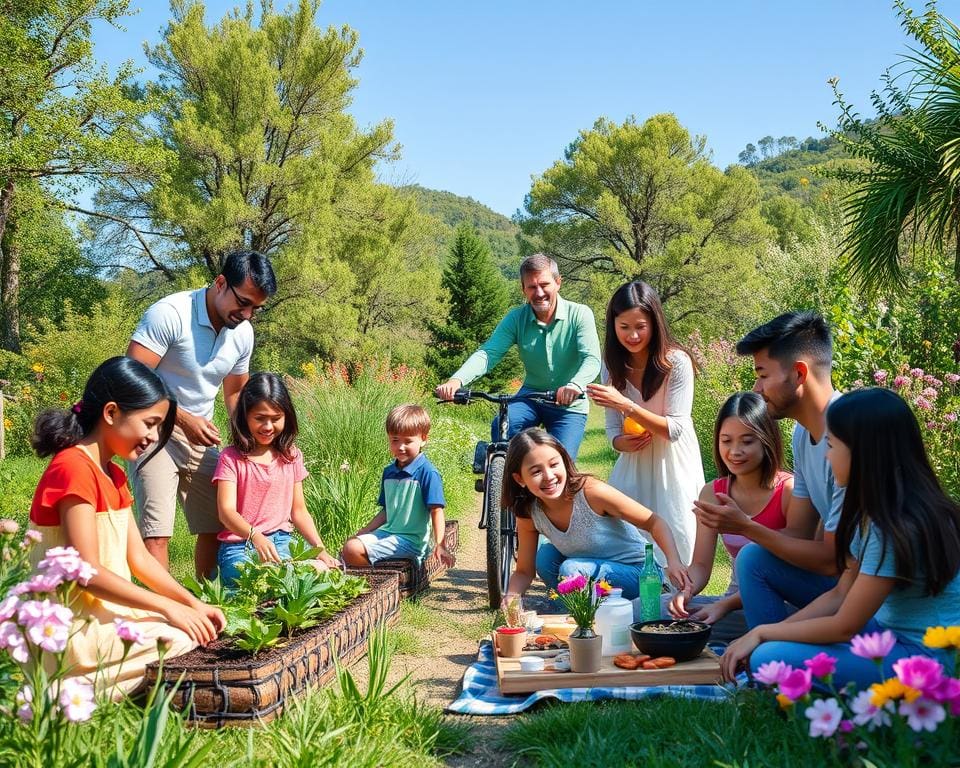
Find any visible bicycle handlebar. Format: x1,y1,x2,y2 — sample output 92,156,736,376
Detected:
441,388,584,406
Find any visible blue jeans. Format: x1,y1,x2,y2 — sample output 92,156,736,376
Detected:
217,530,292,587
492,387,588,460
736,543,838,629
535,541,645,600
750,619,934,690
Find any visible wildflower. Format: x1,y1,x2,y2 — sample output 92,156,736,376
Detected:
915,396,933,411
894,656,944,695
16,686,33,722
870,677,921,707
921,387,939,400
339,460,351,472
946,373,960,385
2,418,11,431
114,619,147,647
22,572,63,594
926,421,938,431
156,636,174,655
0,621,29,663
873,370,888,384
898,698,945,733
0,595,19,622
754,660,792,685
839,719,853,733
58,677,96,722
23,529,42,545
37,546,96,585
595,579,612,597
803,652,837,678
850,629,896,660
556,573,588,595
31,362,44,374
852,379,864,389
922,340,933,350
924,375,943,387
778,667,813,701
928,676,960,706
850,689,892,730
805,697,843,738
19,599,73,653
0,519,18,534
910,367,925,377
776,693,794,710
893,375,910,389
923,626,960,649
946,413,958,423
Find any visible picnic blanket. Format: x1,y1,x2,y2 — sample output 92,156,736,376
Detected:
447,640,740,715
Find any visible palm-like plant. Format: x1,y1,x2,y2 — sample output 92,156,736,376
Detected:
823,1,960,291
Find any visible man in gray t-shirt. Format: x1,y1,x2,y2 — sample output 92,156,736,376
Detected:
694,311,843,629
127,250,276,577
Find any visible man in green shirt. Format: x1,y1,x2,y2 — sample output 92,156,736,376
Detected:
435,254,601,459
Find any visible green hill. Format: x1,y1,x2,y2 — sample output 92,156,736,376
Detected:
400,185,521,276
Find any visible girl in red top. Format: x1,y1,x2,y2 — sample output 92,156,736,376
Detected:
29,356,225,695
668,392,795,643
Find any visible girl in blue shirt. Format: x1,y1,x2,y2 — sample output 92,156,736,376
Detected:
721,387,960,687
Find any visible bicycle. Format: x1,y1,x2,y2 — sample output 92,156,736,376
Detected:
442,388,575,609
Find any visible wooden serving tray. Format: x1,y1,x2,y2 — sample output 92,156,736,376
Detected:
492,633,723,695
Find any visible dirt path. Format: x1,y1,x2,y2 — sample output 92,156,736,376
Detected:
348,514,554,767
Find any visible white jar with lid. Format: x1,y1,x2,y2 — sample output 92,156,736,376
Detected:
594,588,634,655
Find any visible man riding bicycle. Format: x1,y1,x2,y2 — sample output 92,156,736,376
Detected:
435,253,601,459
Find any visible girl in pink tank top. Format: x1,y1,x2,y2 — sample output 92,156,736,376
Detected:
667,392,793,633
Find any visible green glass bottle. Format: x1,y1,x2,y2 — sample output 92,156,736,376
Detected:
639,543,661,622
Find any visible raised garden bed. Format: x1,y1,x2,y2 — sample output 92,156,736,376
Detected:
144,570,401,727
347,519,459,598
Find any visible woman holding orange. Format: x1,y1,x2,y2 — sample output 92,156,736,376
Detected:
586,281,704,570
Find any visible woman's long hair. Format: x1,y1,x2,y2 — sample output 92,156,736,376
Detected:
231,372,299,460
713,392,785,489
31,356,176,468
604,281,689,400
829,387,960,594
502,428,590,518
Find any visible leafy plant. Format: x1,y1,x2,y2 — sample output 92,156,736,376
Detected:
231,617,284,655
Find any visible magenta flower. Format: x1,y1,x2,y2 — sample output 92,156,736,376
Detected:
754,660,792,685
910,367,925,377
946,373,960,385
556,573,588,595
898,698,946,733
839,719,853,734
778,667,813,701
0,621,29,663
805,697,843,738
893,655,944,695
37,547,96,585
873,370,888,384
58,677,96,722
850,689,892,730
945,413,958,423
923,375,942,387
915,396,933,411
893,375,911,389
928,676,960,706
804,652,837,678
0,595,19,622
850,630,896,660
19,599,73,653
16,686,33,723
114,619,147,647
921,387,939,399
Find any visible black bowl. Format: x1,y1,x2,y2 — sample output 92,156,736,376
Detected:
629,620,712,662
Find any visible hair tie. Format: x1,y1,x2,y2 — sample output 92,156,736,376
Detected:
71,401,83,415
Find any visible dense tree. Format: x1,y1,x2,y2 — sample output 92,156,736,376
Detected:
825,0,960,290
0,0,158,351
757,135,776,159
738,143,759,166
519,114,770,330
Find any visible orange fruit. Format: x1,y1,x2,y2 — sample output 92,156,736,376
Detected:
623,416,646,435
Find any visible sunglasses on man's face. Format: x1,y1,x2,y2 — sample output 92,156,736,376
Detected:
228,283,267,315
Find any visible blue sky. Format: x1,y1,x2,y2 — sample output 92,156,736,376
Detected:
93,1,960,217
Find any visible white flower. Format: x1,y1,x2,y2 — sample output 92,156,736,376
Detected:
898,697,946,733
805,697,843,738
850,689,892,730
58,677,96,722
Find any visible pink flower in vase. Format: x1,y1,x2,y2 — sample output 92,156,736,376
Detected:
557,573,588,595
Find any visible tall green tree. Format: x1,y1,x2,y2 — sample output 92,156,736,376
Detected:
826,0,960,290
427,224,516,388
0,0,158,351
520,113,770,331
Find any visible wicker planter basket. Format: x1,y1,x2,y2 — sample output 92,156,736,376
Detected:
143,570,401,727
348,520,459,599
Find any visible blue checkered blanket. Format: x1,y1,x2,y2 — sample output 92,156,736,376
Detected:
447,640,740,715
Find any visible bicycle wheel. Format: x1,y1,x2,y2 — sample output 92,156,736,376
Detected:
484,454,508,609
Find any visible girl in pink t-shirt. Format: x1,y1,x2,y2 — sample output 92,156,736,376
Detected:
667,392,796,642
214,373,340,586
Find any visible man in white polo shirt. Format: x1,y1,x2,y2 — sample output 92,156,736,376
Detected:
126,250,276,577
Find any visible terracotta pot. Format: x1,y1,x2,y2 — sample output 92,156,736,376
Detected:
567,627,602,673
495,626,528,657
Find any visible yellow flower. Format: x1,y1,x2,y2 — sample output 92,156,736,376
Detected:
870,678,921,707
924,626,952,648
776,694,794,710
300,361,317,378
3,418,11,430
597,579,613,595
20,385,31,396
548,590,559,601
31,362,44,374
923,339,933,349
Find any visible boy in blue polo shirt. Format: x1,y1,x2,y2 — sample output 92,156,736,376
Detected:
342,404,454,568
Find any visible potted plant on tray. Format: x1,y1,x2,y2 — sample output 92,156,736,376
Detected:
551,574,612,672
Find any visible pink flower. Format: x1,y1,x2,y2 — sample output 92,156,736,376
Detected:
804,652,837,678
926,421,938,431
754,660,792,685
852,379,865,389
850,630,897,660
898,697,946,732
910,367,925,378
928,676,960,707
16,686,33,722
946,373,960,385
0,621,29,663
893,656,944,695
58,677,96,722
839,719,853,733
915,396,933,411
114,619,147,647
0,519,18,534
23,529,42,546
923,375,942,387
22,572,64,594
778,667,813,700
873,370,889,384
921,387,938,399
19,599,73,654
37,547,96,585
805,697,843,738
0,595,19,622
946,413,958,423
556,573,588,595
893,375,911,389
850,689,892,730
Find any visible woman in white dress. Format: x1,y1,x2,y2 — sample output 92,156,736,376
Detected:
586,281,704,568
